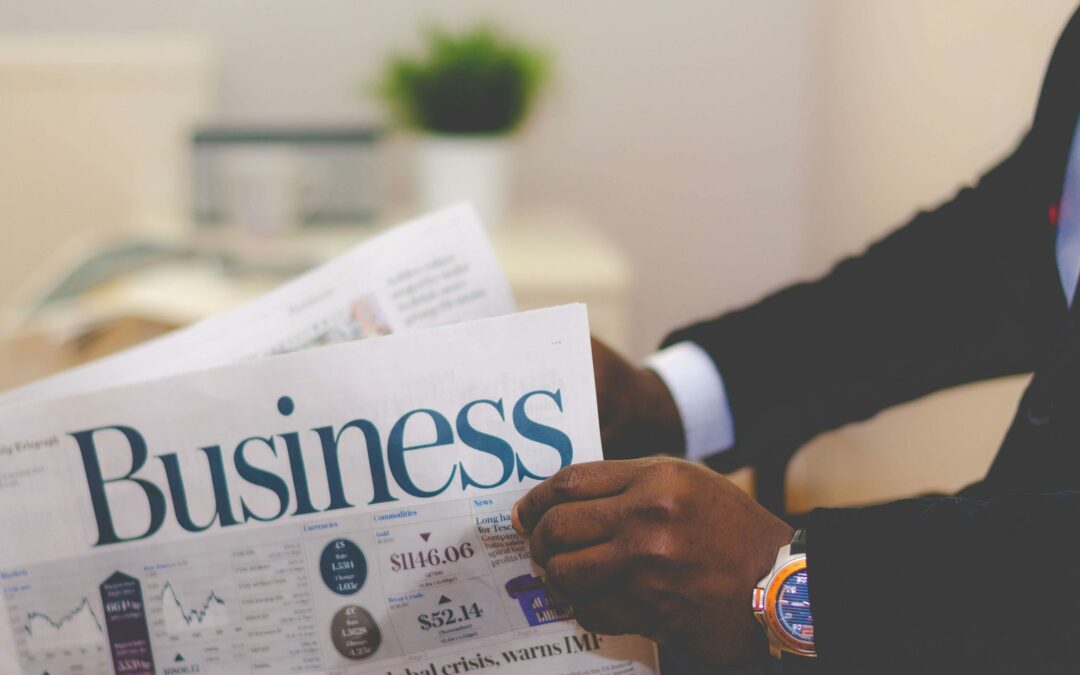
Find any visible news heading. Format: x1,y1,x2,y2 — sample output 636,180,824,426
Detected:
74,388,575,546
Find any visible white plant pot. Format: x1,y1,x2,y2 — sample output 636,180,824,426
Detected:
417,135,511,231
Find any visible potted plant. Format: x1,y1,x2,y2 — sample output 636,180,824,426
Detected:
377,24,549,230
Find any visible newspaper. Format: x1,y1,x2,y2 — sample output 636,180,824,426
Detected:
0,305,659,675
0,224,661,673
0,203,516,408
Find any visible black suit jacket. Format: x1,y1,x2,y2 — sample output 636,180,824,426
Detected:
664,8,1080,673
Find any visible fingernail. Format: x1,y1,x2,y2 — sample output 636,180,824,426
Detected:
511,501,526,536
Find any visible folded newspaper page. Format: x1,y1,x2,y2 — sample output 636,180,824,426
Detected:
0,203,515,408
0,305,659,675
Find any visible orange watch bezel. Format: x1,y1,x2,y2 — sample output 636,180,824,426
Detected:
763,557,815,656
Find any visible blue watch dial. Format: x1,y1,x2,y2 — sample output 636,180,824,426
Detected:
775,568,814,645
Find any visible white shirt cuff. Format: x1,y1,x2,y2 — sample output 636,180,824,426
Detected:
645,341,735,461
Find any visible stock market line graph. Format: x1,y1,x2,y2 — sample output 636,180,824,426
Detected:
158,581,228,632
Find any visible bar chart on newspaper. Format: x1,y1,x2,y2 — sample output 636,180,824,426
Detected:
0,305,660,674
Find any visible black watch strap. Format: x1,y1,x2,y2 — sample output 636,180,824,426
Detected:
790,528,807,555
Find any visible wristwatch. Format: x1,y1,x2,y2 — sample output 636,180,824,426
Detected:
752,529,816,661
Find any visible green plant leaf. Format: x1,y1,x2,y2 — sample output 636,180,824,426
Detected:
375,23,550,135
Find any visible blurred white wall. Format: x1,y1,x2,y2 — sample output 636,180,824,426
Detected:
0,0,814,358
806,0,1077,272
0,37,212,312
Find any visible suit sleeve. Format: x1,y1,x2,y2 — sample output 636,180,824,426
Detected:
805,493,1080,672
662,135,1066,471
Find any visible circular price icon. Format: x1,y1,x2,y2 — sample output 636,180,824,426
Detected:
320,538,368,596
331,605,381,660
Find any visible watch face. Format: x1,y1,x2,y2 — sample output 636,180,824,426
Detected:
774,568,814,646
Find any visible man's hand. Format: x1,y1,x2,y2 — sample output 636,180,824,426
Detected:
512,457,794,667
592,339,684,459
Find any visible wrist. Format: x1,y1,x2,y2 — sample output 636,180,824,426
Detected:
748,521,796,610
755,521,797,577
635,367,686,454
644,342,735,459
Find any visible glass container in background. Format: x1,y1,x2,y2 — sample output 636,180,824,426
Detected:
191,126,383,237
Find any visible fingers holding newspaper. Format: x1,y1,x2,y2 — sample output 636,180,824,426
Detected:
513,457,794,667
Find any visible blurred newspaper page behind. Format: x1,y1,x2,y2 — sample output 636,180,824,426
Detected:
0,305,659,675
0,202,515,408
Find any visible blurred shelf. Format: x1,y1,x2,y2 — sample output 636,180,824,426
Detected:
6,207,634,388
